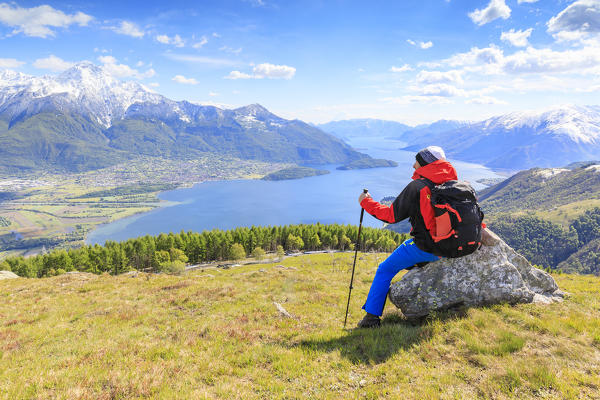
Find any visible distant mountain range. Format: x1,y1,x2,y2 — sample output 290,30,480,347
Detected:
3,62,599,173
402,105,600,170
316,119,411,141
320,106,600,171
0,63,365,173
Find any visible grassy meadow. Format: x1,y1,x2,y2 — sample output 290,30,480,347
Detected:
1,252,599,399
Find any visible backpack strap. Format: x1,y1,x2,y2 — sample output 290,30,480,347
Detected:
417,178,437,237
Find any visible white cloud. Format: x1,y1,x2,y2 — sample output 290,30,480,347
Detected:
0,3,92,38
547,0,600,34
111,21,144,38
253,63,295,79
502,46,600,74
148,82,160,87
419,83,467,97
501,28,533,47
156,34,170,44
407,39,434,49
155,34,185,47
225,70,253,79
165,53,237,67
209,91,219,97
517,0,538,3
172,34,184,48
381,95,453,105
442,45,504,68
219,46,242,54
172,75,199,85
437,42,600,76
416,70,464,85
551,30,588,43
468,0,511,26
98,56,155,79
244,0,266,6
192,36,208,49
0,58,25,68
226,63,296,80
466,96,507,104
390,64,413,73
33,55,74,71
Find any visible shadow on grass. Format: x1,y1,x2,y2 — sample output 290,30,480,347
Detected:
295,308,468,365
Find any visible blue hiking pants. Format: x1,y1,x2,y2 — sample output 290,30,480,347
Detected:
362,238,440,316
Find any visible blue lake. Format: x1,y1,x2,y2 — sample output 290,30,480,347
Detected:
86,138,504,245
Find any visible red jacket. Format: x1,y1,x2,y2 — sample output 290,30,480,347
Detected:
360,160,458,254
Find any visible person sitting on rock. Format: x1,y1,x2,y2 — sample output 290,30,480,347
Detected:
356,146,464,328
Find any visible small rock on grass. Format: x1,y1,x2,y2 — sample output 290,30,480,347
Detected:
0,271,19,280
274,302,296,319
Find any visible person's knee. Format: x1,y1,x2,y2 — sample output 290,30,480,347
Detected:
376,257,400,275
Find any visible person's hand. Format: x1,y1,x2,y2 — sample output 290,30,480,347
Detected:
358,191,371,204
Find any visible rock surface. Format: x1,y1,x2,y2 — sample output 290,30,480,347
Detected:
389,229,565,319
0,270,19,280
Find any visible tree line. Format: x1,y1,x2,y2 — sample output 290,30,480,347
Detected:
1,223,408,278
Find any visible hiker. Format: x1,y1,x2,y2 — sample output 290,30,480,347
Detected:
356,146,483,328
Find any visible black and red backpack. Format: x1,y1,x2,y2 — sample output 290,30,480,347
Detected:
422,179,485,258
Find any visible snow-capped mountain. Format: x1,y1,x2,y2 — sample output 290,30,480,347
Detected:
317,119,412,140
0,63,293,130
0,63,365,173
0,62,165,128
402,105,600,170
478,105,600,144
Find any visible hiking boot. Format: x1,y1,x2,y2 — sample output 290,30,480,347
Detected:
357,312,381,328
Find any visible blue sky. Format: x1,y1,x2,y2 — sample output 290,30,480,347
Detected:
0,0,599,124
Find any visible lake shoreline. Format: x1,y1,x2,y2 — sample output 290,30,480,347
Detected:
85,162,507,245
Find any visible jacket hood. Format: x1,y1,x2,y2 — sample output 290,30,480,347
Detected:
412,160,457,184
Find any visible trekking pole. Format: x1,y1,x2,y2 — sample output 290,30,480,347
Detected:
344,189,368,329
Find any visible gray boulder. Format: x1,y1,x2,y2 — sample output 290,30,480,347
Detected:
389,229,565,319
0,270,19,280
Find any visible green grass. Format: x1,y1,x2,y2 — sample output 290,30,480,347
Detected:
1,253,599,399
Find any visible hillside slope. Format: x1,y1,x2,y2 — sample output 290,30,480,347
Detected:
1,253,598,399
478,164,600,272
558,238,600,275
479,163,600,220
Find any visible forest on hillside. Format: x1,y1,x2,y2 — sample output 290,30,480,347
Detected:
1,224,407,278
490,207,600,274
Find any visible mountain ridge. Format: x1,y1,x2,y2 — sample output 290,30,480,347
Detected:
401,105,600,170
0,63,366,173
318,106,600,170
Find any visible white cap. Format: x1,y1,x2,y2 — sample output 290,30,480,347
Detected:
417,146,446,165
426,146,446,161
